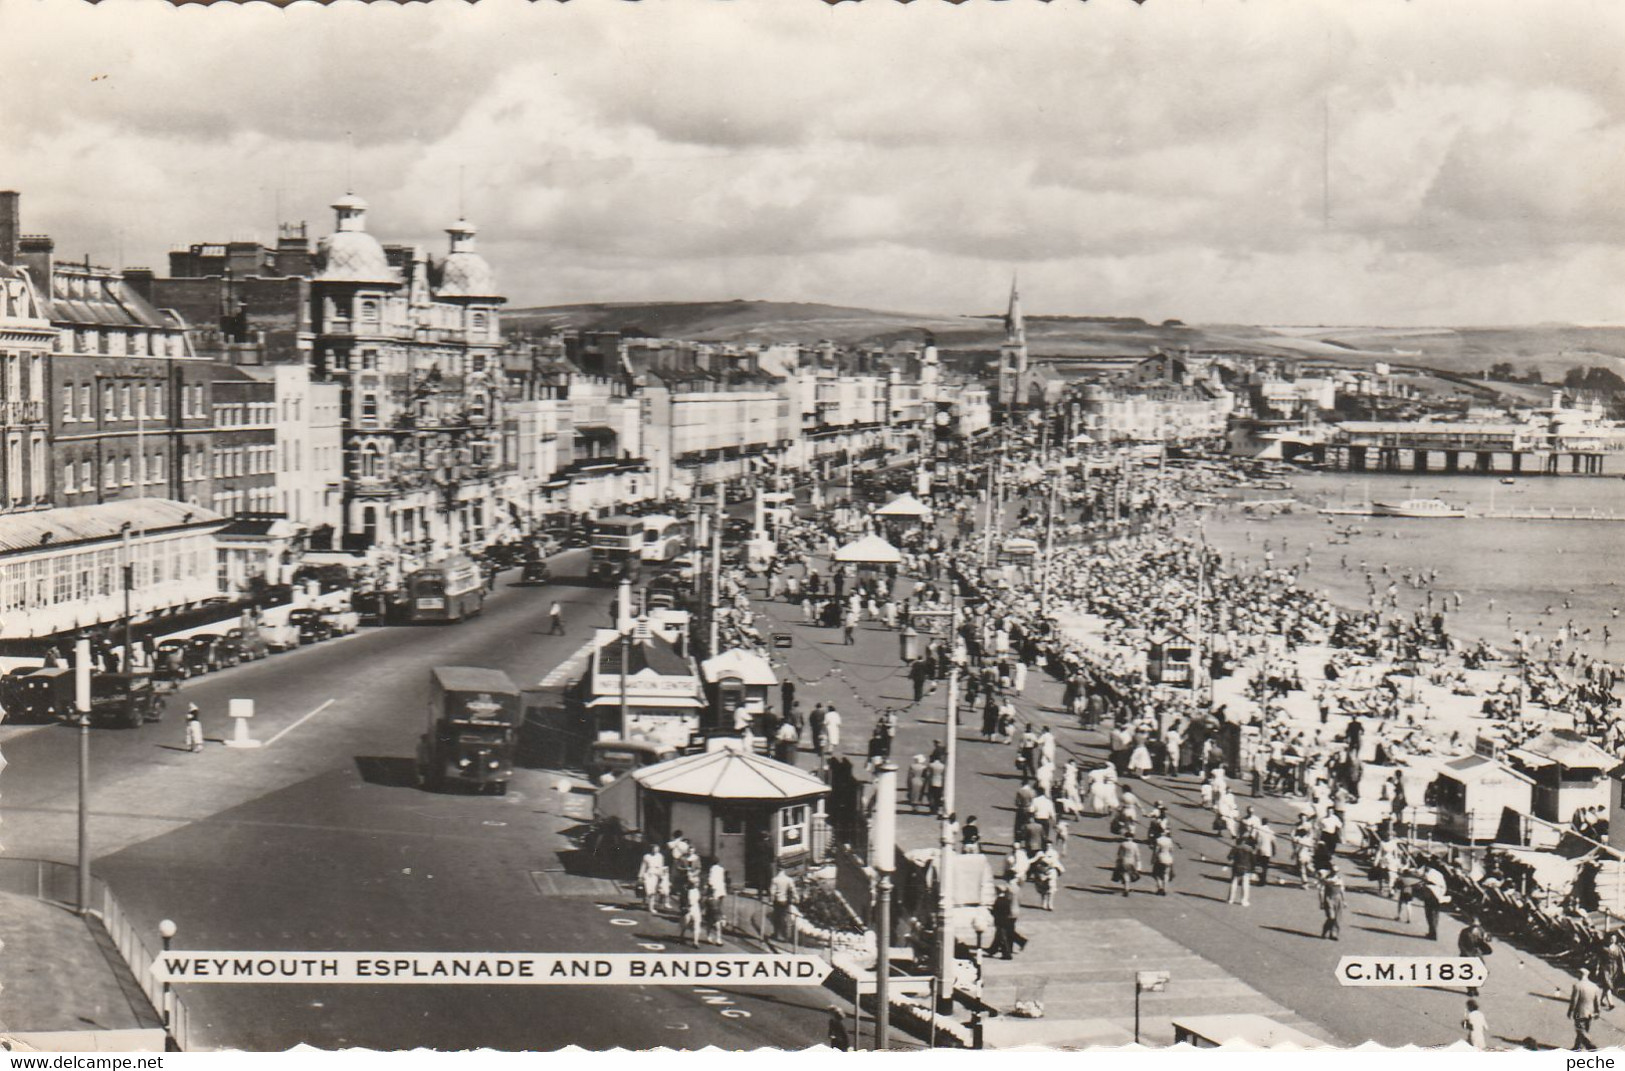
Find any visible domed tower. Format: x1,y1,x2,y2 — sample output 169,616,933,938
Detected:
314,194,398,285
433,218,503,371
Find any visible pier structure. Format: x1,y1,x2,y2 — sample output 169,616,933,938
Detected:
1317,421,1606,476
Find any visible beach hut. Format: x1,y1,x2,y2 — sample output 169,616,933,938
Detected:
833,534,902,565
1430,755,1535,843
619,746,830,888
1508,730,1617,826
1146,627,1195,688
700,648,778,726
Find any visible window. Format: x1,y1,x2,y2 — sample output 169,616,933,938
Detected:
152,453,165,482
121,384,132,419
361,392,378,425
61,384,75,423
152,385,164,418
120,454,132,486
103,384,115,421
778,804,810,853
80,459,92,490
104,458,117,489
359,298,379,323
79,384,91,421
62,462,75,494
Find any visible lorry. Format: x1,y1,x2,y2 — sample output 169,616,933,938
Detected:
416,666,521,795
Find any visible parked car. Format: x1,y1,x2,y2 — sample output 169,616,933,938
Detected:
0,667,61,721
531,532,564,558
320,608,360,635
260,620,302,652
663,555,698,583
721,518,753,546
154,639,208,680
518,558,552,585
563,528,592,549
188,634,236,671
288,609,334,644
226,626,270,662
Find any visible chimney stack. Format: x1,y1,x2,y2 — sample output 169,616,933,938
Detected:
0,190,19,265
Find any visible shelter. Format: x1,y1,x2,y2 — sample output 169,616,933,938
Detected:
1430,755,1535,843
872,494,931,522
1146,627,1195,688
1508,730,1616,825
597,745,829,888
700,648,778,727
833,534,902,565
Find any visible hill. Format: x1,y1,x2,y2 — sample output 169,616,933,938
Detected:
502,300,1625,381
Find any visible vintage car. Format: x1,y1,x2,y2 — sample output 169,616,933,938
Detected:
320,608,360,635
288,609,334,644
584,739,677,785
154,639,209,680
226,626,270,662
518,558,552,585
188,634,236,671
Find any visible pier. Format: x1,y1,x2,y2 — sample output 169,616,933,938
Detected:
1315,420,1607,476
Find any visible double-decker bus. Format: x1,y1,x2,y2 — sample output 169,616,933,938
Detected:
639,514,689,562
588,516,644,584
403,554,486,623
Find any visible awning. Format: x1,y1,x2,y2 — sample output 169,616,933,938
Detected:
586,694,704,709
833,534,902,564
701,648,778,686
873,493,931,519
0,497,225,554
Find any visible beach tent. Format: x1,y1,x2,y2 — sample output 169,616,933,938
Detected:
1509,730,1616,825
1071,432,1095,445
833,534,903,564
873,493,931,520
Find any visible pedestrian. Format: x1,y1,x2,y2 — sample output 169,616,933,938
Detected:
1571,967,1603,1050
1253,820,1276,886
823,706,842,753
961,816,982,854
1227,838,1255,907
770,867,798,944
185,705,205,753
988,881,1026,959
906,754,928,813
639,843,668,914
1113,834,1142,897
1152,831,1176,896
780,678,796,718
1462,998,1488,1050
548,601,566,635
1319,870,1345,940
826,1005,851,1051
682,884,704,947
1459,915,1492,996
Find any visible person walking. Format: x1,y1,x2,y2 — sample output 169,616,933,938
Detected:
1227,838,1255,907
548,601,566,635
185,705,205,753
1319,870,1345,940
1462,998,1488,1050
1113,834,1143,897
769,867,798,944
1570,967,1603,1050
638,844,668,914
1152,831,1176,896
988,880,1026,959
826,1004,852,1051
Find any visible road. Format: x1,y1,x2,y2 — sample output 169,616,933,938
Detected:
0,550,831,1050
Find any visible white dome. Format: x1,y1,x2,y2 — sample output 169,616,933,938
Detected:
437,251,499,298
315,192,399,284
315,230,397,284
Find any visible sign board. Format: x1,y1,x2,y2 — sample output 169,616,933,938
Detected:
152,952,832,987
1136,970,1171,993
772,633,793,649
1337,957,1486,988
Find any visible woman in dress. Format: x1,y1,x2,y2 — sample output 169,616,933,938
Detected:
1113,835,1143,897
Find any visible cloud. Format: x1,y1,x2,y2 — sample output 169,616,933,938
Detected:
0,0,1621,325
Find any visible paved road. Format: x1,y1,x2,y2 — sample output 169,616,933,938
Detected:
0,550,830,1050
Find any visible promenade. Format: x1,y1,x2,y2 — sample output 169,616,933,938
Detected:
746,542,1621,1049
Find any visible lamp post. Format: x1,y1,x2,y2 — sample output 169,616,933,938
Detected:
872,762,897,1051
121,524,134,670
74,637,92,916
158,919,177,1029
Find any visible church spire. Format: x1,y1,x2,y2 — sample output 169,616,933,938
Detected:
1004,272,1025,345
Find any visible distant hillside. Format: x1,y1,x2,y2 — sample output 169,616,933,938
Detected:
502,300,1625,382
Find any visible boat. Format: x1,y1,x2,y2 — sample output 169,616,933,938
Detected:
1500,477,1516,485
1371,498,1466,518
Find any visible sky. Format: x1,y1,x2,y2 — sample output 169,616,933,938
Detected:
1,0,1621,326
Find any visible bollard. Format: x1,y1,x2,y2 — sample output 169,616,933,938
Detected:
224,698,262,749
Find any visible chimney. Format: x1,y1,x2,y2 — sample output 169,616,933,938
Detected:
15,234,54,294
0,191,17,264
123,267,155,304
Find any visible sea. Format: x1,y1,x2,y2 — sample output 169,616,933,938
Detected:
1193,468,1625,658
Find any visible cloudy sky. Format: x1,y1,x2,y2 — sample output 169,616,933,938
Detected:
2,0,1620,325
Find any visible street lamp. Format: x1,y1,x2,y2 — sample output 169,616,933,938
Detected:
1134,970,1170,1045
871,762,897,1052
157,919,178,1029
74,638,92,916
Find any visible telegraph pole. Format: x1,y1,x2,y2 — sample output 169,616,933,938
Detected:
872,763,897,1051
75,637,92,915
936,596,961,1018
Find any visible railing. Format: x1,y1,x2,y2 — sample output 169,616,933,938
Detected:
0,857,197,1050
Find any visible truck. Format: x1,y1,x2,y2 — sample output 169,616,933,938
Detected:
416,666,521,795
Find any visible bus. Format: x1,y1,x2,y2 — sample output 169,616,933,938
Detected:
588,515,644,584
640,514,689,562
403,555,486,623
417,666,520,794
